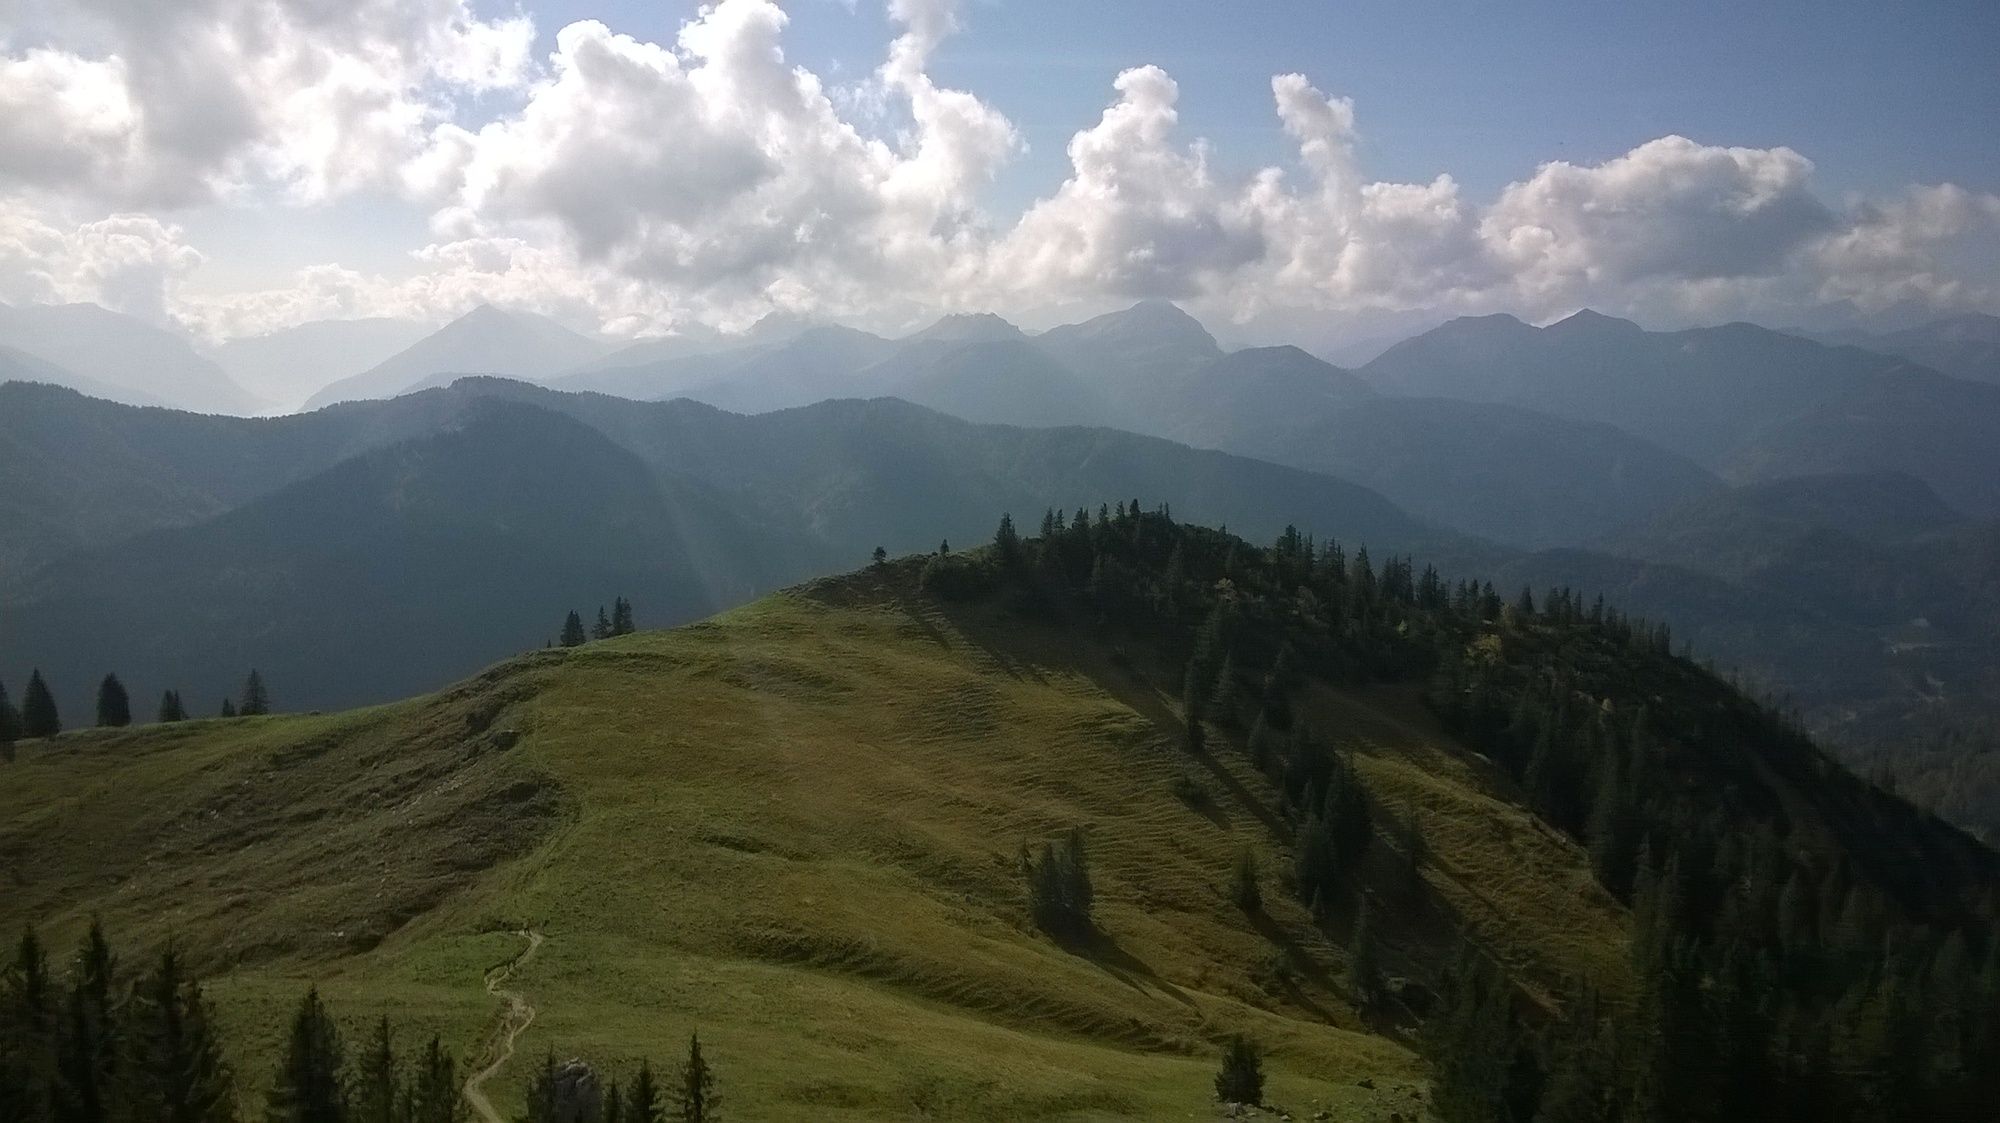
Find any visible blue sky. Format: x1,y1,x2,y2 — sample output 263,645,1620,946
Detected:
536,0,2000,206
4,0,1997,341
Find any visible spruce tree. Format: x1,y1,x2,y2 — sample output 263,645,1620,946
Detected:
611,597,635,636
601,1078,623,1123
56,920,122,1123
263,987,346,1123
22,670,59,739
1347,899,1382,1010
403,1035,460,1123
992,513,1020,566
219,700,237,719
559,612,586,648
626,1059,663,1123
593,607,613,641
158,691,187,724
870,546,887,567
239,671,269,717
1212,1034,1263,1106
1,927,57,1123
96,675,131,728
350,1017,395,1123
675,1034,715,1123
126,943,234,1123
0,682,21,749
1229,847,1261,913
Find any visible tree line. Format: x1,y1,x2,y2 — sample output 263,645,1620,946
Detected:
934,502,2000,1119
1,670,271,757
557,598,636,648
0,921,722,1122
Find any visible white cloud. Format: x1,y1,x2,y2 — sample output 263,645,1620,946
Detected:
4,0,1997,344
0,0,535,206
0,203,202,324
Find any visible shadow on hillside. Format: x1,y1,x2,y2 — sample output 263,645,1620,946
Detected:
1062,928,1196,1009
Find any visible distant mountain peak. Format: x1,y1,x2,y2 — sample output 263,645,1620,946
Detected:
1544,308,1644,337
909,312,1025,343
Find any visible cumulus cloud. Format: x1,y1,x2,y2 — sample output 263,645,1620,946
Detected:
0,204,202,324
0,0,534,206
5,0,1998,341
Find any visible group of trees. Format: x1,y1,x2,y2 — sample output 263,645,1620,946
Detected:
558,598,636,648
935,503,2000,1118
1020,829,1095,943
517,1036,716,1123
1,670,271,756
1,921,725,1123
0,921,235,1121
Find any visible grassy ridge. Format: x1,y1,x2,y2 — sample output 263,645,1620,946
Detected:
1,561,1637,1119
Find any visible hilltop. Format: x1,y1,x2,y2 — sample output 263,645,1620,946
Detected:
5,511,1997,1119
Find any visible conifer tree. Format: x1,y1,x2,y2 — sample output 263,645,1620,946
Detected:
350,1017,395,1123
626,1058,663,1123
675,1034,715,1123
518,1052,560,1123
263,988,346,1123
871,546,887,567
992,513,1020,566
56,919,123,1123
1229,847,1261,913
593,607,612,641
1347,900,1382,1010
559,611,586,648
22,670,59,739
1,927,57,1123
611,597,635,636
96,675,131,728
601,1077,623,1123
0,682,21,749
1212,1035,1263,1106
219,700,237,719
403,1035,460,1123
158,690,188,724
126,943,234,1123
239,671,269,717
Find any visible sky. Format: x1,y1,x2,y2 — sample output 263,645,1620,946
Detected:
2,0,1997,347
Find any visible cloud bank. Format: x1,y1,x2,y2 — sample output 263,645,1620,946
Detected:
2,0,1996,339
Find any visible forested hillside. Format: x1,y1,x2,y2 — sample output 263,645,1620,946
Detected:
5,512,1997,1119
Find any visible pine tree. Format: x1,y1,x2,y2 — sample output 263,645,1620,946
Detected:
675,1034,715,1123
611,597,635,636
626,1059,663,1123
263,987,346,1123
601,1078,623,1123
56,919,123,1123
158,691,187,724
559,611,586,648
593,607,612,641
1347,899,1382,1010
1,927,58,1123
992,513,1021,566
219,700,237,719
350,1018,395,1123
1212,1034,1263,1106
22,670,59,739
403,1035,460,1123
126,943,234,1123
0,682,22,749
96,675,131,728
870,546,887,567
1229,847,1261,913
239,671,269,717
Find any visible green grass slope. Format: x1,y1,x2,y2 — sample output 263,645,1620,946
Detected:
0,558,1641,1121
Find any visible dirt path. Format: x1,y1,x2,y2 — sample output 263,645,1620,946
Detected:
464,929,544,1123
